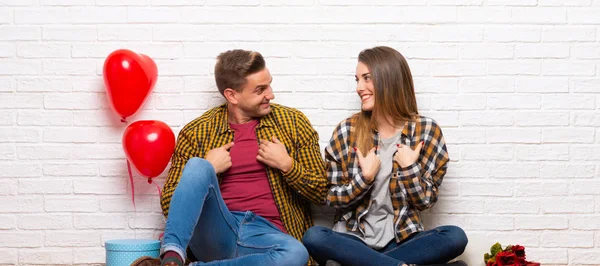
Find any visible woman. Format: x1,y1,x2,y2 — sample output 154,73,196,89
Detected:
302,46,468,266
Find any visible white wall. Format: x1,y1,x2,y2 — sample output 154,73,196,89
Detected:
0,0,599,265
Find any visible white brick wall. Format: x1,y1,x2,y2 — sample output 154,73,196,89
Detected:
0,1,598,266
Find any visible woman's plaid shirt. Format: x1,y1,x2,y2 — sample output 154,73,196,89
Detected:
160,103,328,244
325,114,449,242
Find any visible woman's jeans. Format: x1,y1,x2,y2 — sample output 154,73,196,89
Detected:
161,158,309,266
302,225,468,266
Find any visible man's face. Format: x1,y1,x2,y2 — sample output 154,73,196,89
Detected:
234,67,275,118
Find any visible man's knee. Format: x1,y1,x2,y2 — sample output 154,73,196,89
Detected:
275,240,309,266
180,157,217,186
302,226,330,250
184,157,214,172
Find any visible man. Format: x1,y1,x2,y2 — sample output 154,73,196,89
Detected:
133,49,328,266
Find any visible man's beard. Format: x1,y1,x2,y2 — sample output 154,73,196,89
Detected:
242,102,270,118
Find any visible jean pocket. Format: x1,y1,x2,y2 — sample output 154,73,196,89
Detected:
236,212,280,250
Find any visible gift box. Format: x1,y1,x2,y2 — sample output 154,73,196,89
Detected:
105,239,160,266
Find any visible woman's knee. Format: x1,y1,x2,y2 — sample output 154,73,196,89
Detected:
302,226,331,249
439,225,468,253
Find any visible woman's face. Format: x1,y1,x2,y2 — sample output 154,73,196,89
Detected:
355,61,375,112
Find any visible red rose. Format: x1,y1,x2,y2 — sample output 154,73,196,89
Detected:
487,261,498,266
497,251,518,266
511,245,526,258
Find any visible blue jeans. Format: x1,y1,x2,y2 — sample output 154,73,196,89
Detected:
162,158,309,266
302,225,467,266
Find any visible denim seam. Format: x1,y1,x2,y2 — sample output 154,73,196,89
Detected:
208,185,239,233
236,212,279,250
236,211,251,245
184,185,212,259
187,185,240,259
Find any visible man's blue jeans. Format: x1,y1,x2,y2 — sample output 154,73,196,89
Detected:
302,225,467,266
162,158,309,266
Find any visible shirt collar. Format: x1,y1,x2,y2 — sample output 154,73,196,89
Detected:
372,121,411,138
216,104,276,134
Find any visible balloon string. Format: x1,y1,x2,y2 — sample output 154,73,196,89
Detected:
149,178,163,198
149,178,164,241
126,160,136,211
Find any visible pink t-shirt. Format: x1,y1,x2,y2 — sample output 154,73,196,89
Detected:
220,120,286,233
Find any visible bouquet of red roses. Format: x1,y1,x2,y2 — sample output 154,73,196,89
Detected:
484,243,540,266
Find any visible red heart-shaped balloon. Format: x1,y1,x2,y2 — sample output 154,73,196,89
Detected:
122,120,175,179
103,49,157,120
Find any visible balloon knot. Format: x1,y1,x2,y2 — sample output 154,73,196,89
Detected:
147,178,152,184
121,118,127,123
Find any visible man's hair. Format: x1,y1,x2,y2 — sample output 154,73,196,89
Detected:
214,49,266,95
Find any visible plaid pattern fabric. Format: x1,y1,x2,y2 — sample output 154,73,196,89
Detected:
325,114,449,242
161,103,328,246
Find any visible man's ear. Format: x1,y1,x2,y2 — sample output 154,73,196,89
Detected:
223,88,238,104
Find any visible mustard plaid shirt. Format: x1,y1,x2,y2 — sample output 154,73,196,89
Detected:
325,114,449,243
161,103,328,246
